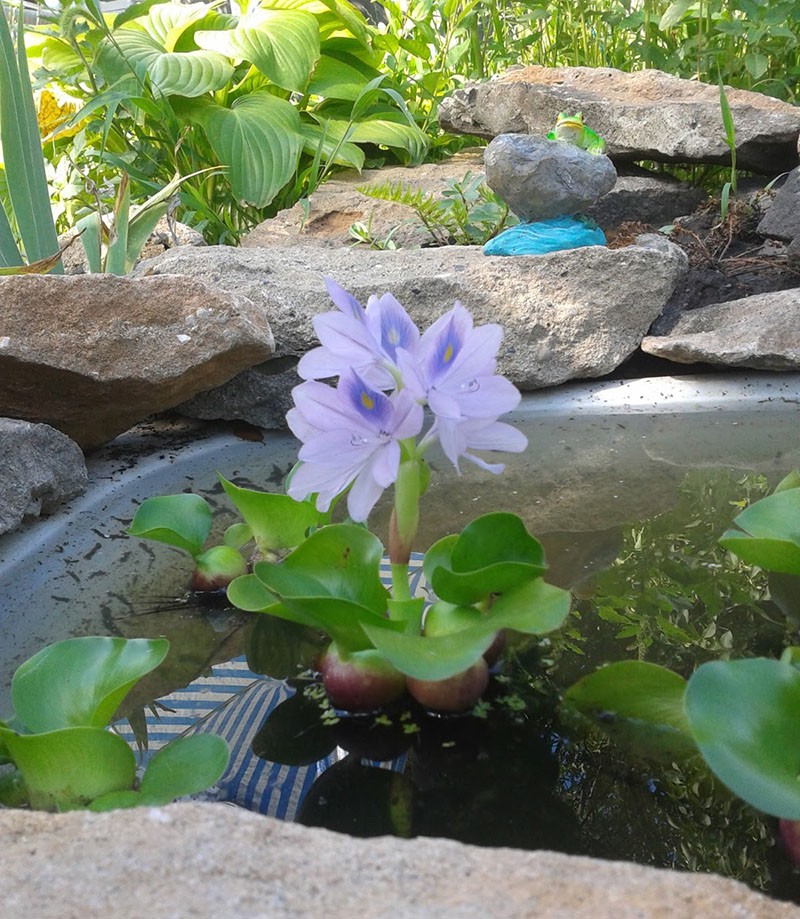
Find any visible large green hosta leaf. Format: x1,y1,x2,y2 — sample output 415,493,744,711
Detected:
134,0,215,51
195,9,319,92
12,636,169,733
685,657,800,819
97,29,233,97
179,92,303,206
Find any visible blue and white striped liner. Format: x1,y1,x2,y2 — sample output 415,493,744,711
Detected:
115,553,427,819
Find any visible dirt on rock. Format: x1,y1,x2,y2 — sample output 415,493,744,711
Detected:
608,195,800,336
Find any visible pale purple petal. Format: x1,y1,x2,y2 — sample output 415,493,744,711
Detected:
285,369,422,520
365,293,420,363
325,277,366,320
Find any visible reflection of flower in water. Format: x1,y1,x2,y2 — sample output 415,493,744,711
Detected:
35,87,80,139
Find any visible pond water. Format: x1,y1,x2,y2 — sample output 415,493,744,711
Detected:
2,373,800,901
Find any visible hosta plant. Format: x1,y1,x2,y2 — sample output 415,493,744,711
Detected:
0,636,228,811
34,0,428,242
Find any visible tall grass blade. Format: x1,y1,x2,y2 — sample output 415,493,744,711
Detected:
0,1,61,271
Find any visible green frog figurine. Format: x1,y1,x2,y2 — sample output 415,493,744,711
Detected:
546,112,606,155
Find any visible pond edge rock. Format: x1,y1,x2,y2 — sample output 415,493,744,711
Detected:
2,802,796,919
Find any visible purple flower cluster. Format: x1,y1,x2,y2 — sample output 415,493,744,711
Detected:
287,279,527,521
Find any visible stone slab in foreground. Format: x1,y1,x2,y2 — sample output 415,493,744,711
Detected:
2,803,795,919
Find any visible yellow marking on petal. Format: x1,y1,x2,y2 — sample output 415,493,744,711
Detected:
443,343,453,363
360,391,375,410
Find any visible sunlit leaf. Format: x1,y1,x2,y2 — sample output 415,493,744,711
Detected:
127,493,213,556
12,636,169,733
719,488,800,575
195,9,320,92
219,476,321,553
685,658,800,818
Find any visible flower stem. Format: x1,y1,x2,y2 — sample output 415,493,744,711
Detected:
389,443,422,599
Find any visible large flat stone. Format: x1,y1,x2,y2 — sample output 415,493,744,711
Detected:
438,66,800,174
133,243,686,428
0,274,274,449
2,803,795,919
641,288,800,369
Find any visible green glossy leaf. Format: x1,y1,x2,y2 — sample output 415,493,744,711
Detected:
300,120,365,169
425,513,546,605
685,658,800,818
136,0,214,50
195,9,320,92
364,620,494,681
138,734,229,804
564,661,692,736
307,51,380,100
219,476,321,552
257,523,387,612
658,0,695,30
250,524,393,649
718,532,800,575
227,572,280,612
87,789,142,811
12,637,169,733
127,493,212,556
719,488,800,575
485,579,571,634
775,469,800,493
180,92,303,206
563,661,696,762
340,110,428,163
99,29,233,97
0,726,135,811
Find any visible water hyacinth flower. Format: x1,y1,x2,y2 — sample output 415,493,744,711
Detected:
298,278,419,390
287,370,423,521
398,301,526,470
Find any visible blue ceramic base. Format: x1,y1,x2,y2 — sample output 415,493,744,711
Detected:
484,214,606,256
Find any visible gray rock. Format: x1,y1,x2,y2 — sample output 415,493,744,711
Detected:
2,803,796,919
641,288,800,369
134,243,686,429
0,274,274,449
757,167,800,242
0,419,87,535
438,66,800,174
586,173,707,231
484,133,617,221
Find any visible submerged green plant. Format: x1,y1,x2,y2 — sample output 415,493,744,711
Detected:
564,471,800,828
0,636,229,811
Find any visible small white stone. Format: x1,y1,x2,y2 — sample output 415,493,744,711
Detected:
176,334,191,343
0,336,10,349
